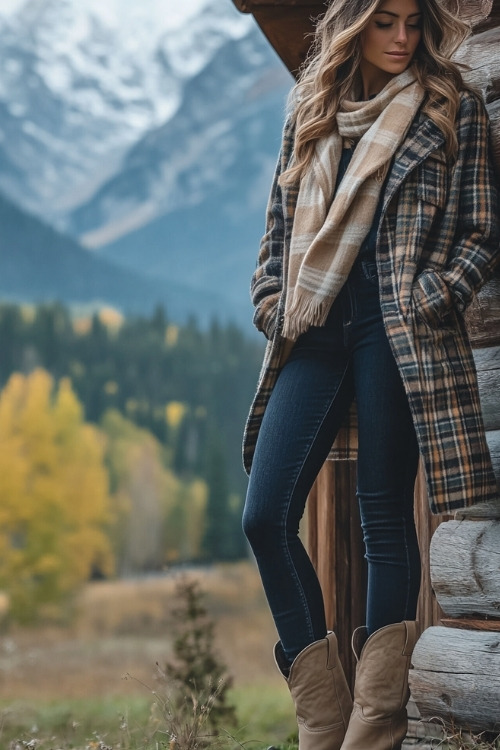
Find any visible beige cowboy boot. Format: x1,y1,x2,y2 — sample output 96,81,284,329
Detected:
274,632,352,750
340,620,419,750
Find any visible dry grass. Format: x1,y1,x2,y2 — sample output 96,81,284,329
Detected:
0,562,283,701
0,563,297,748
429,719,500,750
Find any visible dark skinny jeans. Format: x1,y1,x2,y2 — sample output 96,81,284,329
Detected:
242,259,421,665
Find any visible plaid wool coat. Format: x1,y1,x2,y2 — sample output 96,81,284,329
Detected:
243,89,500,515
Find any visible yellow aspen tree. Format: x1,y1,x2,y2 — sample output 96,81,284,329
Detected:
0,369,114,622
101,409,208,571
102,409,178,574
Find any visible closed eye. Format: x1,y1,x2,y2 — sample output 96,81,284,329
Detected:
375,21,421,29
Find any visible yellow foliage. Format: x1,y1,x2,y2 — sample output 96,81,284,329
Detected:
20,305,36,324
72,317,92,336
98,306,124,331
183,479,208,559
165,325,179,347
104,381,119,396
165,401,186,430
101,409,209,571
0,369,114,622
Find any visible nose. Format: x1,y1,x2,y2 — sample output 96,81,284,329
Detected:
394,22,408,45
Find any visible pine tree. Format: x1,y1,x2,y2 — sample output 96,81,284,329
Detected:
163,577,237,736
202,438,233,561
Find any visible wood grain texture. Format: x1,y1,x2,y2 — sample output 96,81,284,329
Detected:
414,465,449,632
466,274,500,348
473,346,500,431
234,0,495,16
488,98,500,175
234,0,323,8
251,7,318,74
455,498,500,519
307,460,449,692
308,461,366,691
455,26,500,103
476,0,500,32
410,626,500,732
455,0,493,26
486,429,500,483
441,617,500,630
430,520,500,617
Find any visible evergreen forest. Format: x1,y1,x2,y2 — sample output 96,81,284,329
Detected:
0,302,265,621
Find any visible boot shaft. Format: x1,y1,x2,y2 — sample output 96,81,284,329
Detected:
275,632,353,750
340,620,420,750
352,620,419,718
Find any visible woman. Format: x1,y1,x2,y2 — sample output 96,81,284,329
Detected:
242,0,500,748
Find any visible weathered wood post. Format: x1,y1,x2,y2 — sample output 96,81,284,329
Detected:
231,0,500,700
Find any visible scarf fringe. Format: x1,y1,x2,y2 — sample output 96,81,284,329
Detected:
284,70,424,336
282,293,334,341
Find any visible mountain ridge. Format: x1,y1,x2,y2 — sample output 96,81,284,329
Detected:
0,0,291,322
0,191,247,326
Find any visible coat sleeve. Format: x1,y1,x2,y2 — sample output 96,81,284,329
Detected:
441,90,500,311
251,117,294,339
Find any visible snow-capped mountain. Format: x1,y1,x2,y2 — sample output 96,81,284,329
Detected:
0,0,253,220
0,0,291,320
78,28,291,306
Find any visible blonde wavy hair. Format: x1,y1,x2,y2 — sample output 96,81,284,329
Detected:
281,0,472,186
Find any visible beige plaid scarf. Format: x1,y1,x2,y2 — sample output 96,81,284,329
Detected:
282,67,425,340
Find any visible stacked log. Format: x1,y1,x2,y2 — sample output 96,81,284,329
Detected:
409,627,500,733
409,517,500,731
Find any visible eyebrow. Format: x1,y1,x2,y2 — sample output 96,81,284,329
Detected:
374,10,422,17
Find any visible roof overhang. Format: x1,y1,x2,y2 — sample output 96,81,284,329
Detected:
232,0,500,76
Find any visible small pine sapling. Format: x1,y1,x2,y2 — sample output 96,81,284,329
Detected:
163,577,237,738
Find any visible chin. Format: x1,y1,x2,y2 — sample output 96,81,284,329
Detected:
382,61,410,73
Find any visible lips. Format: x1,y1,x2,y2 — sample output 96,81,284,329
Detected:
386,51,409,57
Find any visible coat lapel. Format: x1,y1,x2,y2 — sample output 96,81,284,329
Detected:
383,114,446,211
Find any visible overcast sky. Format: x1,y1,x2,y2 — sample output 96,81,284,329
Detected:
0,0,25,12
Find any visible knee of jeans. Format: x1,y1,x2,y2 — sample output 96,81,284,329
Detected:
242,503,285,552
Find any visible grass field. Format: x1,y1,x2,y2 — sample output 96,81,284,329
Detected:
0,562,297,749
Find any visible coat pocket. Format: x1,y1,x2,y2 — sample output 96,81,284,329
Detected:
416,153,447,209
411,269,455,329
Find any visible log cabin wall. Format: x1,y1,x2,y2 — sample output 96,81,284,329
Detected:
232,0,500,693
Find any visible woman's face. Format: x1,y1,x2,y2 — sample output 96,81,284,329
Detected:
359,0,422,95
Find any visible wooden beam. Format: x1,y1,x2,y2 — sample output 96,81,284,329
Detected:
235,0,323,6
307,461,366,690
234,0,495,9
249,6,320,75
232,0,500,73
441,618,500,630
